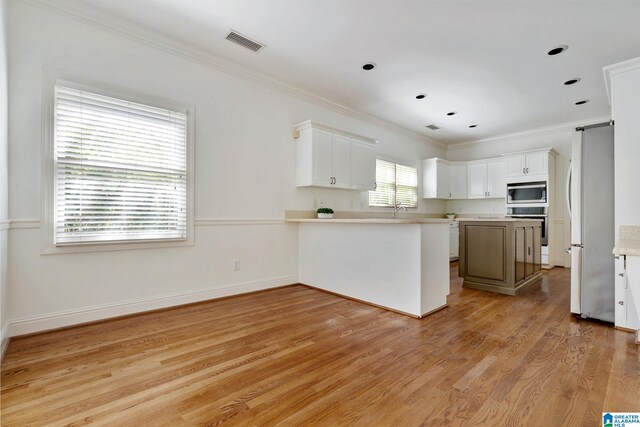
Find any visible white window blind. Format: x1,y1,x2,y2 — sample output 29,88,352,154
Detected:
54,85,188,245
369,159,418,207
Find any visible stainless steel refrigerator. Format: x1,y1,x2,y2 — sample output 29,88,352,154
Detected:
567,123,615,322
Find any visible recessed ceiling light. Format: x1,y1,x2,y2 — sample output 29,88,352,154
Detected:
548,45,568,56
446,111,457,116
415,93,427,99
469,124,478,128
575,100,589,105
564,78,581,85
362,62,376,71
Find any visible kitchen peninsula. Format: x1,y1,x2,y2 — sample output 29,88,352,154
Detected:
287,218,451,318
459,219,543,295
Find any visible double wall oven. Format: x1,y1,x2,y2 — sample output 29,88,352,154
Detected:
506,181,549,245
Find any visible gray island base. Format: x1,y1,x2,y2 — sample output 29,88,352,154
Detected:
458,219,544,295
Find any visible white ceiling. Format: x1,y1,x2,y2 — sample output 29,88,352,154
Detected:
67,0,640,144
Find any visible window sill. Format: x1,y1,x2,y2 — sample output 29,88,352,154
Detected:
42,237,194,255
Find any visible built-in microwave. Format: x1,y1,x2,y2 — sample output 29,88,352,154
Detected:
506,181,547,205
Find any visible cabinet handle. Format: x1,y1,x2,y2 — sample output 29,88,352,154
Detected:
523,168,525,174
528,247,531,256
449,192,452,198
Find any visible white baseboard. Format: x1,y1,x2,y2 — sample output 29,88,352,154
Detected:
1,322,9,362
6,275,298,337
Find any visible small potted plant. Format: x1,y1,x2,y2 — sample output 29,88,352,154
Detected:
446,212,456,220
317,208,334,219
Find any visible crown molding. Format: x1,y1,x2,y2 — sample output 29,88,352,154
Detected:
446,115,611,152
603,56,640,104
20,0,446,151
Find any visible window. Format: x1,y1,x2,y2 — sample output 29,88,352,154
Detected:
52,83,190,246
369,159,418,207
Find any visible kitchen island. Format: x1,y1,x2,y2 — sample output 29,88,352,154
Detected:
287,218,451,318
458,219,543,295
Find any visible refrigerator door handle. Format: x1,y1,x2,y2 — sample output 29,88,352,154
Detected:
565,162,572,220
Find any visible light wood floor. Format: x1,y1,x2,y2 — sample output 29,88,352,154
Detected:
1,264,638,426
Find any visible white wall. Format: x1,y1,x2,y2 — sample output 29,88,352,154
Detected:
5,1,445,335
1,0,9,347
446,128,574,267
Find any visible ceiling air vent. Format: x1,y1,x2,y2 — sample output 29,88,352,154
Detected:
225,30,265,53
426,124,440,130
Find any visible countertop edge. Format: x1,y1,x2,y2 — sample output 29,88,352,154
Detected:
285,218,451,224
612,239,640,256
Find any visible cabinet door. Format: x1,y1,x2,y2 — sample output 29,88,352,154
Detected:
449,228,457,257
331,133,351,188
312,129,333,186
437,161,450,199
449,165,467,199
506,155,526,177
450,226,459,257
533,226,542,273
525,152,548,175
486,160,506,198
515,226,526,283
350,139,376,190
525,226,534,277
467,163,487,198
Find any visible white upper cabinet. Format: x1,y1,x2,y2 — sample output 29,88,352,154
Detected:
486,160,506,198
422,159,467,199
331,133,351,188
295,121,376,190
467,162,487,199
506,156,526,177
311,129,334,186
350,138,376,191
449,164,467,199
505,150,551,179
525,151,548,175
467,159,506,199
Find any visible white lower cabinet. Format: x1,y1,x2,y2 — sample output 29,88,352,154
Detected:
617,255,640,331
449,222,459,258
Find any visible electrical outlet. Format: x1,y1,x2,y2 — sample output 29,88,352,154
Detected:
234,260,240,271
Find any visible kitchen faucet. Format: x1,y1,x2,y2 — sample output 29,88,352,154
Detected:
394,205,407,219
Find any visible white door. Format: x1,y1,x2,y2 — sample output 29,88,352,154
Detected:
449,164,467,199
506,155,526,177
437,161,450,199
331,133,351,188
350,139,376,190
467,162,487,198
312,129,333,186
486,160,506,198
526,152,548,175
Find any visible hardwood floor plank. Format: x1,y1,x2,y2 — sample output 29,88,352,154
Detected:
1,264,638,426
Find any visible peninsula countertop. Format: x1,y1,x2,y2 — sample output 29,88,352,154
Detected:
285,218,451,224
458,218,543,222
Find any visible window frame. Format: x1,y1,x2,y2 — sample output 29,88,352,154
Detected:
369,158,419,208
41,72,195,254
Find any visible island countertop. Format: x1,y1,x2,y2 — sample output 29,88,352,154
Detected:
285,218,450,224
